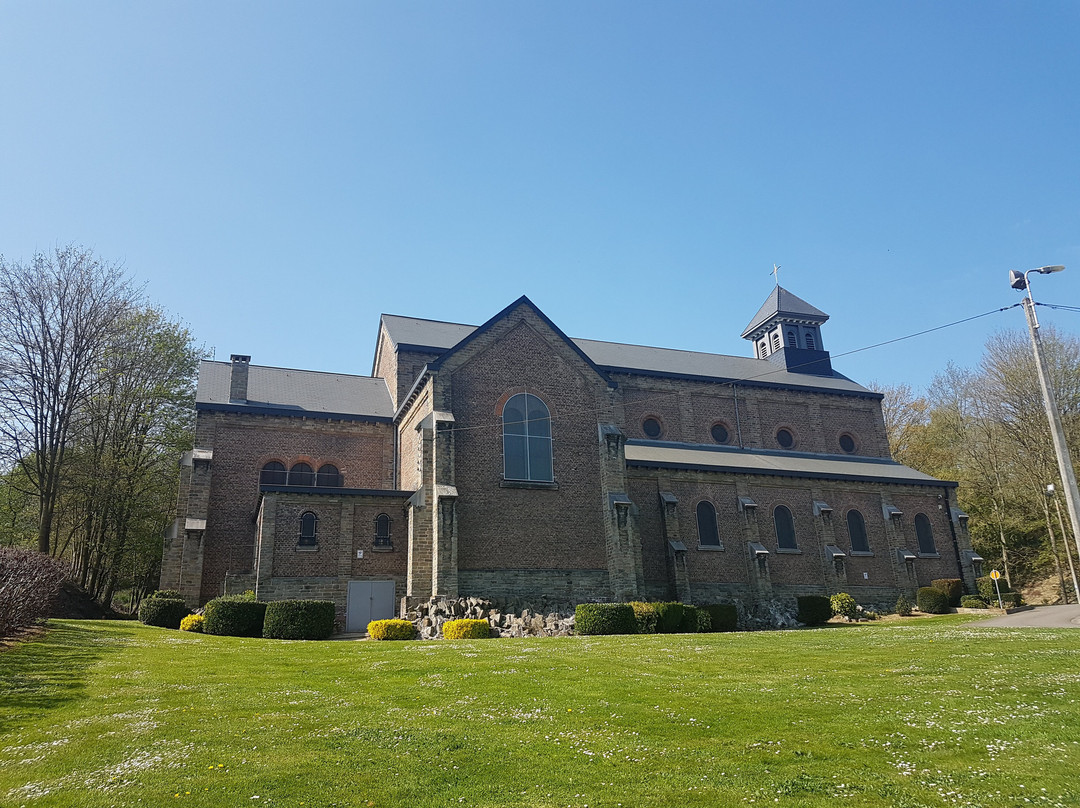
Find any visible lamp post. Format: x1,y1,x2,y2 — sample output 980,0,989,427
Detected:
1010,265,1080,576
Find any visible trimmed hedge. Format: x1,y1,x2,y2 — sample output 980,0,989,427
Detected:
830,592,858,619
152,589,183,600
203,596,267,637
931,578,963,606
977,575,1013,602
895,594,913,616
574,603,637,636
138,596,190,629
179,614,205,632
702,603,738,632
442,619,491,639
917,586,949,614
796,595,832,626
1000,592,1025,608
629,602,657,634
263,600,335,640
368,619,416,640
960,595,988,609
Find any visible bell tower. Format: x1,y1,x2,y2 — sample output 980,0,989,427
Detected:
741,286,834,376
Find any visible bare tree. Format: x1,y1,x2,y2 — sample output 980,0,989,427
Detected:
0,246,135,554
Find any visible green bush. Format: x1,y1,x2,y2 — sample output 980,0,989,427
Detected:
262,600,336,640
574,603,637,636
702,603,738,632
367,619,416,640
931,578,964,606
695,608,712,633
442,619,491,639
629,602,657,634
1000,592,1025,608
150,589,183,600
796,595,832,626
830,592,859,619
179,614,204,632
203,596,268,637
960,595,988,609
895,594,913,616
138,597,190,629
917,586,949,614
977,575,1012,602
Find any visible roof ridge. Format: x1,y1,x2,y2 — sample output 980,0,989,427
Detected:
202,359,380,380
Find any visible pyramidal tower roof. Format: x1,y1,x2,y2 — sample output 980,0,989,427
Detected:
741,286,829,339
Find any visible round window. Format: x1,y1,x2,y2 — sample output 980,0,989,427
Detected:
642,417,662,439
839,433,856,454
711,423,730,444
776,428,795,449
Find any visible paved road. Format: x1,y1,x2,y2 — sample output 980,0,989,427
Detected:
973,605,1080,628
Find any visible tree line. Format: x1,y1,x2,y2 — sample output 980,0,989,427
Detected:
875,325,1080,603
0,246,205,609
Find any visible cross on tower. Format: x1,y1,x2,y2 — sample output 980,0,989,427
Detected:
771,264,781,285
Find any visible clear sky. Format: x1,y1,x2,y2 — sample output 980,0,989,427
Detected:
2,2,1078,392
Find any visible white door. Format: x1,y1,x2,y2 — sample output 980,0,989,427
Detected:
346,580,396,632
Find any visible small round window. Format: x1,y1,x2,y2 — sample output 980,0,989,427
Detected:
839,433,857,454
711,423,730,444
776,428,795,449
642,417,662,439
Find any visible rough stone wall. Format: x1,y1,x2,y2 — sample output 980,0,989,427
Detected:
372,328,400,409
446,317,611,580
194,411,396,604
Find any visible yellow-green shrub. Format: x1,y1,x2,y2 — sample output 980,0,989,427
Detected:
442,619,491,639
179,614,204,633
367,619,416,640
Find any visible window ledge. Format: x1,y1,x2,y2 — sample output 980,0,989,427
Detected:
371,545,394,553
917,552,940,559
849,550,874,557
500,479,559,490
776,547,802,554
295,545,319,553
697,544,725,552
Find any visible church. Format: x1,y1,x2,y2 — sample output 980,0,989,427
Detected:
161,287,981,630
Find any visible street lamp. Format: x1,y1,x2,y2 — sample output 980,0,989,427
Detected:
1011,265,1080,583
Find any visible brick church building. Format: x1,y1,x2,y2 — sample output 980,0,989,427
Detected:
161,288,981,630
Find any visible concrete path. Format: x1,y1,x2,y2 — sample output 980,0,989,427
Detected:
973,605,1080,628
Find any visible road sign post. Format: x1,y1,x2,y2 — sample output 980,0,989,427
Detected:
990,569,1004,609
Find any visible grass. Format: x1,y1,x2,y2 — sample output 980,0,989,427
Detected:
1,616,1078,808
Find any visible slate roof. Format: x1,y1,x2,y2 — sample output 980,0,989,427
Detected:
196,361,394,420
741,286,829,338
624,441,953,487
380,310,872,396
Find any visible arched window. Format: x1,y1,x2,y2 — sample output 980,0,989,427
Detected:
289,462,314,486
915,513,937,555
787,330,797,347
316,464,342,487
847,509,869,553
374,513,392,547
260,461,287,486
299,511,318,546
774,505,797,550
696,501,720,547
805,331,816,350
759,340,768,358
771,332,781,352
503,393,553,482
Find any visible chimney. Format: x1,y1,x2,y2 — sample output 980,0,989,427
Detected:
229,354,251,402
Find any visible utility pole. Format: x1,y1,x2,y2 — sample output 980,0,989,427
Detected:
1011,265,1080,578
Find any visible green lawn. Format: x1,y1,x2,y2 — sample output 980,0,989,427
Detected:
1,617,1078,808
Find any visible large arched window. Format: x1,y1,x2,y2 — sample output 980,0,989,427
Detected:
503,393,553,482
374,513,392,548
299,511,318,546
260,461,287,486
696,501,720,547
316,464,342,487
289,462,315,486
847,509,870,553
915,513,937,555
774,505,798,550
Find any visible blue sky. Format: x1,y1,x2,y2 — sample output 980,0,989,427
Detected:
2,2,1078,391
